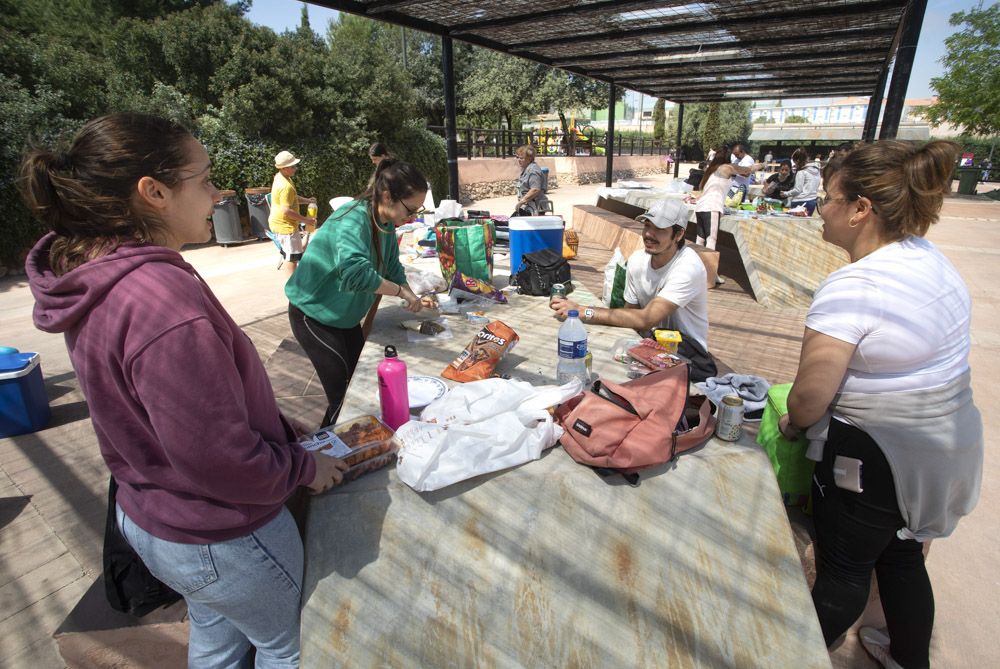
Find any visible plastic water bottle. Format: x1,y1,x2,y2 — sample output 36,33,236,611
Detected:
377,345,409,430
557,310,589,386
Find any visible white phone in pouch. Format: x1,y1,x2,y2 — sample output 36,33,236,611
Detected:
833,455,864,493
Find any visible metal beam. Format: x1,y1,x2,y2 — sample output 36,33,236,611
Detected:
861,66,890,142
626,71,878,91
588,49,887,76
880,0,928,140
606,82,616,187
442,36,459,200
674,103,683,179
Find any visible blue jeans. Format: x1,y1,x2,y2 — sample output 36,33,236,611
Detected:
116,505,304,668
791,198,817,215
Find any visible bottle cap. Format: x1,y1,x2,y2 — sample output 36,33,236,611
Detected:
568,309,579,318
384,345,398,358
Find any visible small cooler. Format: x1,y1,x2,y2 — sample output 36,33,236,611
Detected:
509,216,564,275
0,350,51,438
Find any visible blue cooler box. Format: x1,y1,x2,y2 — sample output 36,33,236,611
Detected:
509,216,564,275
0,351,51,437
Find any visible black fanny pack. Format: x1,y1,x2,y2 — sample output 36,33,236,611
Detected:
512,248,571,296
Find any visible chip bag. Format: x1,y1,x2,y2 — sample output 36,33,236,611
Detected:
449,272,507,304
442,321,519,382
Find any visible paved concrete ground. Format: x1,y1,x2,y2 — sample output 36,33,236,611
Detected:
1,171,998,668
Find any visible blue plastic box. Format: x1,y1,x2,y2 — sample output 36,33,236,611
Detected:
0,351,51,437
508,216,564,276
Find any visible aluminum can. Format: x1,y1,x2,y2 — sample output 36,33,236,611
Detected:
550,283,567,306
715,394,744,441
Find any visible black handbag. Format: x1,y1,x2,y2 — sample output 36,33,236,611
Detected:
511,248,571,296
103,477,182,616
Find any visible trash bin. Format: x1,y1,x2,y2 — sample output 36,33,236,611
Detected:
212,190,243,246
957,168,979,195
539,166,550,192
245,187,271,240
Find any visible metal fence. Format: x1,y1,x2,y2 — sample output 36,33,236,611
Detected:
426,126,672,159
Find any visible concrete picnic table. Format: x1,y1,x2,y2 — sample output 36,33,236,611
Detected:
299,280,831,668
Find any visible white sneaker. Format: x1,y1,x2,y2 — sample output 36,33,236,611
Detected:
859,626,904,669
715,275,726,285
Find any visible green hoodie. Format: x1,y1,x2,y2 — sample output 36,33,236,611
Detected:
285,200,406,327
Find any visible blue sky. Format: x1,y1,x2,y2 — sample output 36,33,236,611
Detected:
243,0,985,103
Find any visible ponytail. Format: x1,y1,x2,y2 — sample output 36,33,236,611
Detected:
17,113,193,274
355,158,428,271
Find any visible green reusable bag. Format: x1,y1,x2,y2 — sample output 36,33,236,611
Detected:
435,218,495,284
756,383,814,507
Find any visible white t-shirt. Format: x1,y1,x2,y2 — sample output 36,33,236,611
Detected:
730,153,755,187
624,245,709,350
806,236,971,394
694,170,729,213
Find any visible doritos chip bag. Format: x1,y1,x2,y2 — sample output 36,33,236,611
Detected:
442,321,519,382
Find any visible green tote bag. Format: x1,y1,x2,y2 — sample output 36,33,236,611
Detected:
756,383,814,507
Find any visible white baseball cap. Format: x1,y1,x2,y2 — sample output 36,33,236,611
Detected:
637,198,688,230
274,150,301,169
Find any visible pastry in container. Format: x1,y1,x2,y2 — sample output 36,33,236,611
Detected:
299,415,399,481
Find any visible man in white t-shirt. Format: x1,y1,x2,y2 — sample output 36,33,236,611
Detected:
730,142,758,189
549,199,710,352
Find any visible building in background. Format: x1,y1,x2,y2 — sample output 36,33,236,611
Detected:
750,97,962,158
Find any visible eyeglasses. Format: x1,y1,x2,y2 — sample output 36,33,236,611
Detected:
401,200,427,217
816,193,872,214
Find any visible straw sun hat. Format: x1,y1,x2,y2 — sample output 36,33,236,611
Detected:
274,150,301,169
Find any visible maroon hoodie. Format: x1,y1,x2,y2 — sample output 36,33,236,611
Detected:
27,233,315,543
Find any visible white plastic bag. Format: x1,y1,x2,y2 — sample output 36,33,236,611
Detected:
602,247,626,307
394,378,583,492
405,266,448,296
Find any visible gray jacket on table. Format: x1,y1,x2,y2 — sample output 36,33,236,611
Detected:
805,370,983,542
783,162,821,203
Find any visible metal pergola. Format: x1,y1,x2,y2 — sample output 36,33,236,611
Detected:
310,0,928,196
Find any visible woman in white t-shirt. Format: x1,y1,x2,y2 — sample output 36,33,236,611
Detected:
693,146,735,251
780,141,982,669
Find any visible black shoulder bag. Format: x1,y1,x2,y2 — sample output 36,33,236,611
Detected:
511,248,572,296
103,477,182,616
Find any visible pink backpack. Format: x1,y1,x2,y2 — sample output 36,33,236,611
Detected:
555,363,716,483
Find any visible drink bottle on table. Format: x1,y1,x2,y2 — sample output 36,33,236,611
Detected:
557,310,589,387
378,345,409,430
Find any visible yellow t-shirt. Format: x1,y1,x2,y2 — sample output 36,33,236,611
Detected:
268,172,298,234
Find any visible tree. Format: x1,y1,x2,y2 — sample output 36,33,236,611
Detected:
461,49,542,130
783,114,809,124
920,5,1000,137
652,99,666,143
665,101,751,158
702,102,722,153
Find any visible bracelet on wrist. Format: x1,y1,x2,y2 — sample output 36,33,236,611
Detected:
396,284,403,297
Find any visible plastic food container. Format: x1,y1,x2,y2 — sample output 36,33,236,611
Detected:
300,415,399,481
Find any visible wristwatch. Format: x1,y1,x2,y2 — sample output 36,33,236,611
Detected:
583,308,595,322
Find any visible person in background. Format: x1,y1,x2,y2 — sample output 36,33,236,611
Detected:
550,198,711,359
764,149,774,171
729,142,760,196
269,150,317,277
695,146,736,260
782,148,821,214
763,159,795,198
369,142,391,166
286,159,429,428
514,144,546,216
780,140,982,669
980,158,992,182
20,113,346,668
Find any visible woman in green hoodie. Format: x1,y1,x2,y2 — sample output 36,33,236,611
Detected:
286,158,428,427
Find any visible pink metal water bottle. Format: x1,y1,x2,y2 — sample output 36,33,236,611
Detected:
377,345,409,430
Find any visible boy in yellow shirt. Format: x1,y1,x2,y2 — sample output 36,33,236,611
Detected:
268,150,317,276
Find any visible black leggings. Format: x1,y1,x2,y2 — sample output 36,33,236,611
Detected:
811,420,933,668
288,304,366,428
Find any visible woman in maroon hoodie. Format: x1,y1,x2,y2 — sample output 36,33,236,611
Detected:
20,113,346,668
